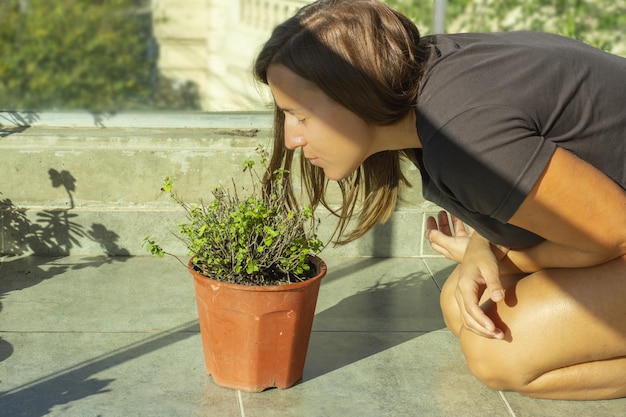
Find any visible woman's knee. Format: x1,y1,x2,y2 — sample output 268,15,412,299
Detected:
440,267,462,336
460,330,527,392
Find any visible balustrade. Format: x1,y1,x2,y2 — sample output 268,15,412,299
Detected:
240,0,307,31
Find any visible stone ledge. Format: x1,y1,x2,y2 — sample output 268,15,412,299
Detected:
1,206,442,258
1,112,437,257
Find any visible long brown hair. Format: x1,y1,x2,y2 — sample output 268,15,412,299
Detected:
254,0,429,243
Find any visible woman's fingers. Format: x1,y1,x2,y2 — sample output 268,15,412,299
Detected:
437,210,452,236
426,215,439,235
455,261,506,339
426,213,454,259
429,241,453,259
481,261,506,303
426,211,453,237
456,285,504,339
428,229,469,262
451,214,470,237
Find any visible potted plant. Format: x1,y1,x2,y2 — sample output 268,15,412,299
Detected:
144,146,326,392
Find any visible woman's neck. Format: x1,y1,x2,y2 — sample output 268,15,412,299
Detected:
372,108,422,152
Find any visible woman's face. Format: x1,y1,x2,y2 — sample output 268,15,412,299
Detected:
266,64,376,181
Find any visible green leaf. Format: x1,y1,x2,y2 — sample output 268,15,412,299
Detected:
242,158,254,172
161,176,175,193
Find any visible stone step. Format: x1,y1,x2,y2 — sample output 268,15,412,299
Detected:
1,112,438,257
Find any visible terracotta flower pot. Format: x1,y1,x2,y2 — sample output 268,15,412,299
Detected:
189,256,327,392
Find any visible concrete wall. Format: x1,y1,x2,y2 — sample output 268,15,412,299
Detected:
0,112,442,258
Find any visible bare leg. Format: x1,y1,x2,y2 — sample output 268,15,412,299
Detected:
440,255,626,400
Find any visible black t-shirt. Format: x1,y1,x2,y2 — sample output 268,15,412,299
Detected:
414,31,626,248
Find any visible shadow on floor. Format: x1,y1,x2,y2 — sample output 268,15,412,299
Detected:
306,263,445,382
0,256,132,368
0,321,198,417
1,165,132,368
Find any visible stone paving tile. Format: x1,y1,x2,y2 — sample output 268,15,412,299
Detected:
422,257,457,291
422,257,626,417
1,255,625,416
502,391,626,417
0,255,197,333
0,331,241,417
313,257,446,333
241,331,510,417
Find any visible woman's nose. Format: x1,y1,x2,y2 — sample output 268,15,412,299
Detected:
285,134,305,150
284,120,306,150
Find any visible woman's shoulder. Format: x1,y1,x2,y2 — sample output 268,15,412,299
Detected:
416,30,626,144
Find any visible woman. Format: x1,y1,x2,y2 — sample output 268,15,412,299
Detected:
253,0,626,400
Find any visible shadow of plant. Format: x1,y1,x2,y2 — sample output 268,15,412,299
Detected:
1,166,130,372
1,168,130,257
0,111,39,138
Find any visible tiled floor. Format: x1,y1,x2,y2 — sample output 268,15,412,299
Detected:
1,255,625,416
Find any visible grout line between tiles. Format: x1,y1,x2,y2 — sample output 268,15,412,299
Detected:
498,391,517,417
422,258,443,292
237,390,246,417
420,212,426,256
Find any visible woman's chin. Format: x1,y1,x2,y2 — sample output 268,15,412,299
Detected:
323,168,357,182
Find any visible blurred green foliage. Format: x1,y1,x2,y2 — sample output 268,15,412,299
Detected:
383,0,436,31
385,0,626,56
0,0,155,110
2,1,623,112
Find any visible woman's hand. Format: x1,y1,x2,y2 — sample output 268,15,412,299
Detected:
426,211,509,339
454,234,507,339
425,211,474,262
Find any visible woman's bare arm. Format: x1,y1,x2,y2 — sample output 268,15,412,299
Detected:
447,146,626,338
505,146,626,272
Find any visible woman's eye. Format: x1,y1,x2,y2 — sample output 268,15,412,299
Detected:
282,110,305,125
